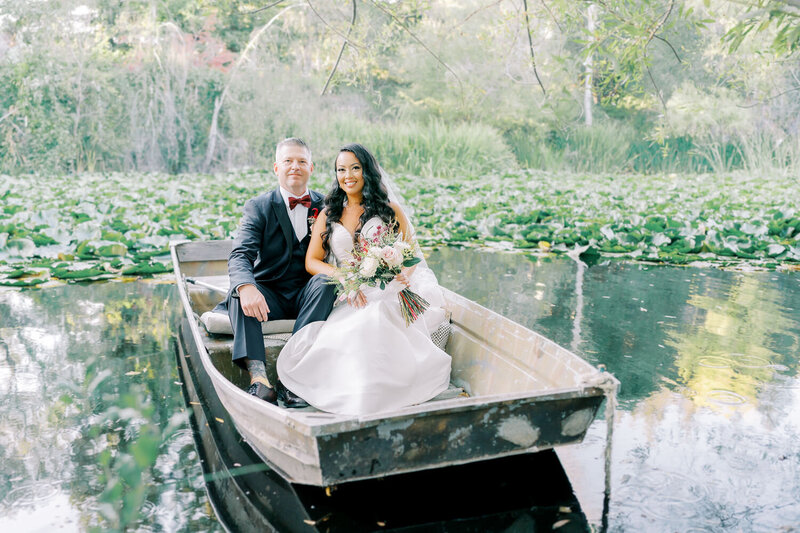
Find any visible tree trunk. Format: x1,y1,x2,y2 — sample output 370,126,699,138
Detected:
584,4,597,127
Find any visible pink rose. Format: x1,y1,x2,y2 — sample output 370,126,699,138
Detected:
380,245,403,268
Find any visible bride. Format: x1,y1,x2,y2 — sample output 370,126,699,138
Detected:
276,143,452,416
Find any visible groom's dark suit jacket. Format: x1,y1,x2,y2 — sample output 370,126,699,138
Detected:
228,187,325,295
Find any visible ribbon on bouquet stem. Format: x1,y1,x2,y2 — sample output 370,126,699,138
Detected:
398,287,429,326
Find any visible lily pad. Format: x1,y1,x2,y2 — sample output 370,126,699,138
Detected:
4,268,33,279
0,169,797,285
121,262,171,276
96,242,129,257
0,278,46,287
4,238,36,258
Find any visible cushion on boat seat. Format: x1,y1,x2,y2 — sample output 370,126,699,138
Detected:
430,317,451,352
200,309,450,345
200,311,296,335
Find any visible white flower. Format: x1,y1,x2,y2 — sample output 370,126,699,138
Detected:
380,245,403,268
393,240,411,253
367,246,382,259
359,256,379,277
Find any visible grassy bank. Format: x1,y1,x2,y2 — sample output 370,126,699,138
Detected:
1,170,798,286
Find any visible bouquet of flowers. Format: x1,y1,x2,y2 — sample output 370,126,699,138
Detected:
330,223,429,326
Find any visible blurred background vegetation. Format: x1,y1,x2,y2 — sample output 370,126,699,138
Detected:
0,0,799,178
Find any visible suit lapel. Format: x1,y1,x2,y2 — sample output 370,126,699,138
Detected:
271,189,294,250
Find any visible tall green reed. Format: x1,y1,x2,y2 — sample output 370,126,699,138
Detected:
736,131,800,177
505,122,637,173
502,121,780,174
313,117,515,178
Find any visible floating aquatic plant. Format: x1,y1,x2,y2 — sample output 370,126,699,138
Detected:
395,171,800,269
0,170,798,286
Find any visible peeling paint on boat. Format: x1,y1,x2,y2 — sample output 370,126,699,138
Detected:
377,418,414,439
497,415,541,448
448,426,473,447
481,406,499,424
561,408,594,437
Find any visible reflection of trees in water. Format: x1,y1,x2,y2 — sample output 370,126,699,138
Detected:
664,273,800,412
426,249,689,403
576,263,697,404
427,248,577,334
0,282,218,531
427,249,800,410
0,290,74,511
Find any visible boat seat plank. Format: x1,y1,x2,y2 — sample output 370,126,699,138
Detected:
200,310,296,335
175,241,233,262
188,272,452,351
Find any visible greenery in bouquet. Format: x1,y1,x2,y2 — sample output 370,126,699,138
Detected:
330,223,429,326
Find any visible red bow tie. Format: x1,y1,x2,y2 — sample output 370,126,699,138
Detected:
289,194,311,210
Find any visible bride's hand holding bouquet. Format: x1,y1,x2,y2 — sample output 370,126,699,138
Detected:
329,224,429,326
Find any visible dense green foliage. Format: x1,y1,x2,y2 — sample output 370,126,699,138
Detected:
1,0,799,177
1,170,798,286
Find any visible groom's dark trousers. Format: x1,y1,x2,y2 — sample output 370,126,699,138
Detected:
214,188,336,368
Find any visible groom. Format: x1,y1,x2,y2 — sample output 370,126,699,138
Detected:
220,137,336,407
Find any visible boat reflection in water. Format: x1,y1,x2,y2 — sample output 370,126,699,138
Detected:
177,323,590,532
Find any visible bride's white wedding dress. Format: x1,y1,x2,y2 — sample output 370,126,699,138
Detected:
276,217,452,416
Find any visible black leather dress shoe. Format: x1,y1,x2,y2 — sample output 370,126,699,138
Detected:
247,382,277,405
277,381,309,409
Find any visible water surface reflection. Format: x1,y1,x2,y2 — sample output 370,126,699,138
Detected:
0,281,220,532
427,248,800,531
2,249,799,532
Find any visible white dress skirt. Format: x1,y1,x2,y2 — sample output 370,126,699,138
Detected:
276,217,452,416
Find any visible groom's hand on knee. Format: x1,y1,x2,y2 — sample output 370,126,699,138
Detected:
239,284,270,322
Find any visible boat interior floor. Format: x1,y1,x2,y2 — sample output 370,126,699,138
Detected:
196,319,468,413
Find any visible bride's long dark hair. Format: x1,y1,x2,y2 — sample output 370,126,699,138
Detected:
322,143,397,254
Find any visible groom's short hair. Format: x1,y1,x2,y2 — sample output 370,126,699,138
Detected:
275,137,312,161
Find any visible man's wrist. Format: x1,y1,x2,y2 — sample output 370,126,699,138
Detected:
233,283,254,298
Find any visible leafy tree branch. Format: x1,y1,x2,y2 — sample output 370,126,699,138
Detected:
320,0,357,96
522,0,547,97
366,0,465,95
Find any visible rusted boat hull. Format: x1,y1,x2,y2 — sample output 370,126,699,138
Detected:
314,394,603,483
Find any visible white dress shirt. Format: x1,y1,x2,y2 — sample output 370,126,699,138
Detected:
279,186,310,242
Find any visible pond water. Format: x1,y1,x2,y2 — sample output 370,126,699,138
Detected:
427,249,800,532
1,249,799,531
0,280,218,532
